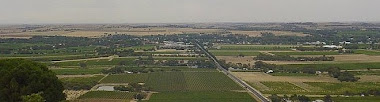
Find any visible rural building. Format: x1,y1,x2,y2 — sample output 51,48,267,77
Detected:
322,45,342,49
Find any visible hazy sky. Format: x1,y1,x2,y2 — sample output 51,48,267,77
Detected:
0,0,379,24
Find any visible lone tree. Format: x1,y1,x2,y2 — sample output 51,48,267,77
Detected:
0,59,65,102
79,62,87,69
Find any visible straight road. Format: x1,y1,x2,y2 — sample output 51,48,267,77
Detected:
194,41,270,102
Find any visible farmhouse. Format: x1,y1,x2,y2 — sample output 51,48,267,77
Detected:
322,45,342,49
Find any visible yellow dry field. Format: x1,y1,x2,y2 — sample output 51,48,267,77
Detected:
216,56,255,64
230,30,308,37
64,90,89,100
358,75,380,82
232,72,339,82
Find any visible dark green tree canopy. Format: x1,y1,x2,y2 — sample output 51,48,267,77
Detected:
0,59,65,102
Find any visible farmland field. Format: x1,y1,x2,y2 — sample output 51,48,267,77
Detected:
271,51,340,55
78,91,136,100
100,71,242,92
354,50,380,56
209,50,261,56
305,82,380,94
148,91,256,102
256,82,308,94
233,72,338,82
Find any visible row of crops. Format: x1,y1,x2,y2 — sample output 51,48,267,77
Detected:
100,71,242,91
251,81,380,95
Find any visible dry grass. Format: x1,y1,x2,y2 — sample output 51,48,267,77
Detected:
232,72,338,83
358,75,380,82
64,90,89,100
216,56,255,65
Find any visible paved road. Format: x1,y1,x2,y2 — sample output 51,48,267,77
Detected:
194,41,270,102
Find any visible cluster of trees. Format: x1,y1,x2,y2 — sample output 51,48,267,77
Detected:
63,81,97,90
328,67,360,82
296,46,338,51
254,61,359,82
358,89,380,96
219,60,252,69
269,94,311,102
255,53,334,61
0,35,143,55
0,59,65,102
133,55,215,68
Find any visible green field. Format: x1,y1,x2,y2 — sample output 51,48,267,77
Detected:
330,96,380,102
51,68,105,75
148,91,256,102
349,70,380,76
305,82,380,94
209,50,261,56
354,50,380,56
271,51,340,55
55,58,136,66
78,91,136,100
216,45,294,51
100,72,242,92
282,62,380,70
